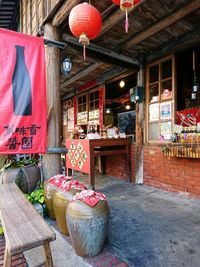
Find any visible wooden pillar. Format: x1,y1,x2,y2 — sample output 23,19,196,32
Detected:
135,65,144,184
43,23,62,180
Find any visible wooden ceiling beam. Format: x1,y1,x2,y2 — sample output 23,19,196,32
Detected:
52,0,81,27
124,0,200,49
100,9,125,36
61,66,128,99
61,62,103,88
63,34,139,69
146,26,200,63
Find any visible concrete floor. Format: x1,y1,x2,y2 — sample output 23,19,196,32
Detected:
26,173,200,267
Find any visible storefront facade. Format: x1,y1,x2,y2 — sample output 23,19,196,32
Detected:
19,0,200,197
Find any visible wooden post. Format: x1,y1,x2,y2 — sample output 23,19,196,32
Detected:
43,23,62,180
135,65,144,184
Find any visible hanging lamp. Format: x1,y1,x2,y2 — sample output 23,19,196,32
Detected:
68,2,102,60
112,0,141,33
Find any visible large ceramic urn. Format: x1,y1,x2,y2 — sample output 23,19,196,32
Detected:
53,180,86,235
66,190,109,257
44,175,72,219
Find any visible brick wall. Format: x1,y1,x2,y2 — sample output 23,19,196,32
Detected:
106,144,136,182
144,145,200,198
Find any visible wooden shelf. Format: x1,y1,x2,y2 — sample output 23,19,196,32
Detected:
163,143,200,158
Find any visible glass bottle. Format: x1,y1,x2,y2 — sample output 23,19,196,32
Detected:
12,45,32,116
193,74,199,93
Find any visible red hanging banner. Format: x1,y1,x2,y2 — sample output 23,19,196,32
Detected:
0,28,47,154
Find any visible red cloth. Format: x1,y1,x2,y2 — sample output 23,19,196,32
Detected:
73,189,107,206
0,29,47,154
176,108,200,126
49,175,72,188
60,179,87,192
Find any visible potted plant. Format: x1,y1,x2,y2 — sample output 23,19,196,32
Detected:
25,186,46,217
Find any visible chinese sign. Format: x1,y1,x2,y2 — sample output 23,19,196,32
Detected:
0,28,46,154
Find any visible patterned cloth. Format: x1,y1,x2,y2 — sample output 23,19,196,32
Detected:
73,189,107,206
59,179,87,192
45,174,73,199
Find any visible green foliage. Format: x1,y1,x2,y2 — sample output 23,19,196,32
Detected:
25,185,47,216
0,158,38,173
25,187,44,205
0,226,3,236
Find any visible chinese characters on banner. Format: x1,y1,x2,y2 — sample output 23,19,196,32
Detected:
0,28,47,154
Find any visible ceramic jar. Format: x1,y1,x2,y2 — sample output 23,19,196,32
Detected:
44,175,71,219
66,190,109,257
53,181,86,235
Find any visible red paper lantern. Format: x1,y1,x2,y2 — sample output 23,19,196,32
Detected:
69,3,102,60
112,0,141,33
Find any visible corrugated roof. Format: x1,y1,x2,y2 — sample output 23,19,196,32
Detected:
0,0,19,30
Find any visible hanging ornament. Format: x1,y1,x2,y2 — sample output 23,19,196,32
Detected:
112,0,141,33
69,2,102,60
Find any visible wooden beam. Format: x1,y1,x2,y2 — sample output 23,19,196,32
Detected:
52,0,81,27
61,66,127,100
35,0,39,33
61,62,102,88
100,8,125,36
43,23,62,179
41,0,66,26
19,0,23,32
29,0,32,34
24,0,27,34
63,34,139,69
135,66,144,184
124,0,200,49
146,26,200,63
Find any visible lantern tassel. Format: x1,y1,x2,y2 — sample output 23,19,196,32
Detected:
125,10,129,33
83,45,86,61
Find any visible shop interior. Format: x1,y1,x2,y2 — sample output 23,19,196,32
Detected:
176,46,200,110
105,73,137,139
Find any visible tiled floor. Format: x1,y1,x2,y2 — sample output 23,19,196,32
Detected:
0,237,27,267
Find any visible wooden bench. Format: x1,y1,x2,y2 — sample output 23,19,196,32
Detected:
0,183,56,267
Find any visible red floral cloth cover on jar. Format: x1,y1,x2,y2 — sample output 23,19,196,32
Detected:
45,174,72,199
59,179,87,192
73,189,107,207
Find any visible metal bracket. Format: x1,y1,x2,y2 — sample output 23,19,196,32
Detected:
46,147,68,154
44,38,67,50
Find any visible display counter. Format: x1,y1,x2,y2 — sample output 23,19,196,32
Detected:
66,138,131,189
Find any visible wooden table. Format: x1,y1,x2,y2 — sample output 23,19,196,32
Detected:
0,184,56,267
66,138,131,189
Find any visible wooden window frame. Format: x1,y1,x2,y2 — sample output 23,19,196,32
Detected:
77,92,88,113
89,88,99,112
76,88,100,125
145,55,176,143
